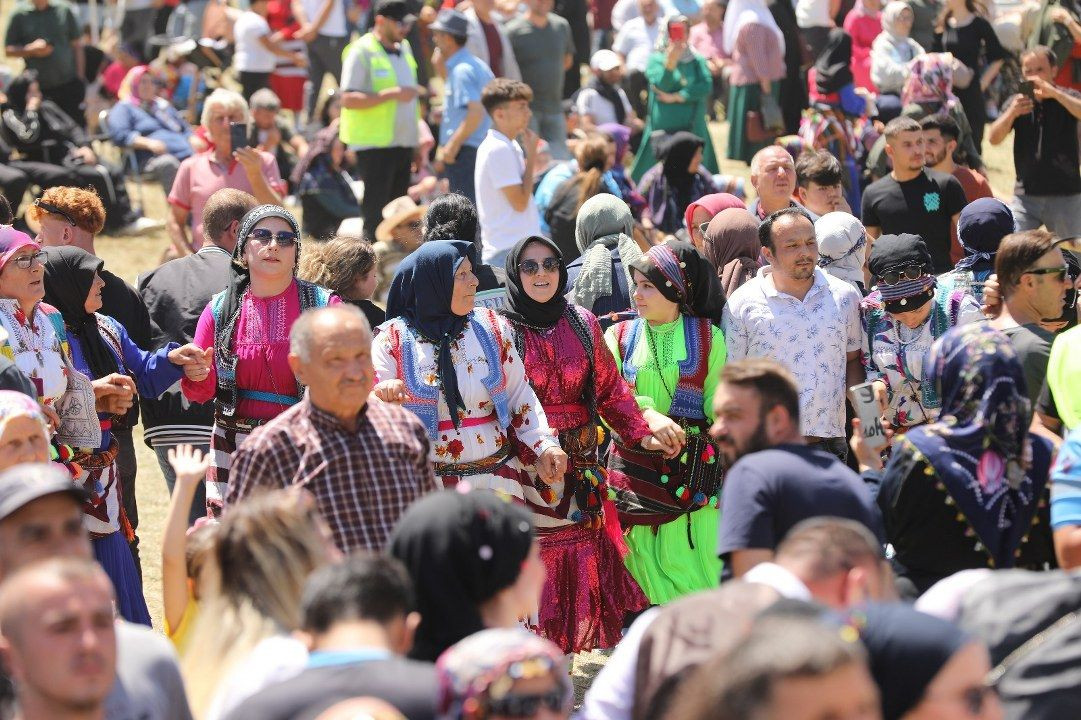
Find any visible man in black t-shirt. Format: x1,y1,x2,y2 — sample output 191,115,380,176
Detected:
862,117,967,273
989,45,1081,239
710,359,883,579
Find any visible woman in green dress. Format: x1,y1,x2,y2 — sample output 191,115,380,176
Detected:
629,15,719,183
721,0,787,163
604,239,727,604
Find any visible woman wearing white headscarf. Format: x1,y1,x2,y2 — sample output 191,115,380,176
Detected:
722,0,786,163
815,211,869,294
871,1,926,119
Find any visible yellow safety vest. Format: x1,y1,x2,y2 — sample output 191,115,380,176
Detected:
1046,325,1081,430
339,33,418,147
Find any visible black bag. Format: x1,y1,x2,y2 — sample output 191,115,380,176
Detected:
957,569,1081,720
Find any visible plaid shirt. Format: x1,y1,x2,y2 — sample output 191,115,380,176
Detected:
225,395,438,553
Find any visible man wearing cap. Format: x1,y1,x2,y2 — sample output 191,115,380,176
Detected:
341,0,423,243
577,50,638,129
431,10,494,205
0,463,194,720
373,196,426,302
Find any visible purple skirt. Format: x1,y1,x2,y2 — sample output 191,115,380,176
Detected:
93,531,151,627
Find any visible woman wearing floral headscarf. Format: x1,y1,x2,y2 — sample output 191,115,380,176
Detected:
630,16,719,182
183,205,339,516
0,390,51,471
901,53,983,170
875,324,1056,599
605,240,727,604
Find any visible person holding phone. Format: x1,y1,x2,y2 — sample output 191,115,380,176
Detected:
629,16,719,181
988,45,1081,240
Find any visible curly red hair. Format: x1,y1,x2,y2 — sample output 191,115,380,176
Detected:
29,187,106,235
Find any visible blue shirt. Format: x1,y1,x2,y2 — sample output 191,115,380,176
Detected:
441,47,494,148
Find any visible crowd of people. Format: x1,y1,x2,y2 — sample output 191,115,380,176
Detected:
1,0,1081,717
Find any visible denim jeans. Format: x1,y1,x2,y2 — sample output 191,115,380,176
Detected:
155,443,209,526
442,144,478,205
530,110,570,161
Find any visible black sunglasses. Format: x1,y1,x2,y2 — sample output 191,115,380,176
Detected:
33,199,76,227
247,228,299,248
878,264,928,286
1022,265,1069,282
518,257,562,276
486,688,568,718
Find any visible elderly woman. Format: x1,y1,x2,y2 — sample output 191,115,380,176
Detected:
436,628,572,720
861,234,982,431
938,197,1015,304
638,132,720,235
42,246,208,626
106,65,194,195
816,211,869,293
183,206,338,516
372,240,567,495
566,194,645,323
721,0,786,163
0,390,51,470
871,1,926,119
501,235,682,655
901,53,983,170
630,16,719,182
703,207,761,297
874,324,1056,599
605,240,727,604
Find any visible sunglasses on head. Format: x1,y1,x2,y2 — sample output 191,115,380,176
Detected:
486,688,568,718
1022,265,1069,282
518,257,562,276
247,228,298,248
33,199,76,227
9,251,46,270
878,264,928,286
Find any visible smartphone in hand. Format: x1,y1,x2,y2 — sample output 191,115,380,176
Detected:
1019,80,1036,103
667,20,686,43
229,122,250,152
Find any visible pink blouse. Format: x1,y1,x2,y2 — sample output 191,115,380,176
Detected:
727,22,786,87
182,280,341,420
844,11,881,91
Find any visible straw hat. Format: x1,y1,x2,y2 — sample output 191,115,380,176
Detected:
375,196,427,242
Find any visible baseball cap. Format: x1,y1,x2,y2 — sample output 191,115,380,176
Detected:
590,49,623,72
0,463,88,523
375,0,417,24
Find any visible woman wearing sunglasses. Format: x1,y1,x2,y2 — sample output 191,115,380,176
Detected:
605,240,727,604
861,234,982,431
499,235,682,655
182,205,339,516
436,628,571,720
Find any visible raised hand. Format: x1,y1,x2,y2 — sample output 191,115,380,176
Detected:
166,444,210,486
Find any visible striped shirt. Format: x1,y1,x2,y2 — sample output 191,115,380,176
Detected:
225,395,438,553
726,23,785,87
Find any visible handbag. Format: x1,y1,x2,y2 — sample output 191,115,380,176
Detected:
745,111,775,143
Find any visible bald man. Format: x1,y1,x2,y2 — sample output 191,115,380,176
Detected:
0,558,117,720
226,305,438,553
748,146,807,224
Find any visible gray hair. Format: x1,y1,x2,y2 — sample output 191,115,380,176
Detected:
201,88,249,128
249,88,282,111
289,305,371,363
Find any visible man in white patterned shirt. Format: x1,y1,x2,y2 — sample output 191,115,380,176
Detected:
721,207,864,461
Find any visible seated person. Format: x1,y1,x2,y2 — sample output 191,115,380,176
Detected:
247,89,308,194
372,196,426,303
292,120,360,241
107,65,194,195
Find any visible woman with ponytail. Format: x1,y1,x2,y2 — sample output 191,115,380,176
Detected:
544,136,618,262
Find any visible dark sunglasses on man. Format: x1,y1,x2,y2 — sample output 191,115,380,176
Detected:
518,257,562,276
247,228,299,248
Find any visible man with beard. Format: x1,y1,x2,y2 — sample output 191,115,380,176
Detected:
721,208,864,462
710,359,883,579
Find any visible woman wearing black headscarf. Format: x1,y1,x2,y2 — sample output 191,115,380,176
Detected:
499,235,680,655
388,490,544,662
638,132,721,234
42,246,208,626
810,29,867,116
858,602,1002,720
372,240,567,498
604,239,727,604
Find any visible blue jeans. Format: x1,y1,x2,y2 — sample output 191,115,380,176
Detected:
442,144,478,205
155,443,209,526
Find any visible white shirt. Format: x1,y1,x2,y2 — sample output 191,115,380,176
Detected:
233,11,277,73
611,0,675,31
474,129,541,263
722,267,863,438
576,86,633,125
612,16,663,72
301,0,347,37
205,635,307,720
796,0,833,29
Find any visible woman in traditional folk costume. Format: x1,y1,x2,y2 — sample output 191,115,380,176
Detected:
605,239,727,604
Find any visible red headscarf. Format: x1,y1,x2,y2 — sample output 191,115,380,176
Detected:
683,193,747,233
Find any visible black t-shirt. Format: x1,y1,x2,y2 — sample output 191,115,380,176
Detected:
1011,93,1081,197
1002,324,1054,408
861,169,968,273
222,657,438,720
717,444,885,571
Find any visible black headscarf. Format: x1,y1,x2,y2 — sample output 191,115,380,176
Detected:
2,71,36,113
385,240,477,428
857,603,970,720
815,28,854,95
501,235,568,330
41,246,116,381
629,239,726,324
388,490,535,663
658,131,704,195
588,74,626,125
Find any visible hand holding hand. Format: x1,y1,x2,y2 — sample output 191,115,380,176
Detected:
167,444,210,486
373,379,409,403
536,446,568,484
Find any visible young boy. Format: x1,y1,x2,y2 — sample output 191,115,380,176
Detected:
474,78,542,268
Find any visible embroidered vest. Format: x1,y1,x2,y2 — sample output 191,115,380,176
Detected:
389,308,512,440
616,316,712,421
211,280,334,418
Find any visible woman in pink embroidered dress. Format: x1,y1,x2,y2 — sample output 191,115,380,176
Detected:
182,205,338,514
499,235,684,655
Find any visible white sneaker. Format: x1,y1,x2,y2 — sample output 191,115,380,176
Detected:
116,217,165,236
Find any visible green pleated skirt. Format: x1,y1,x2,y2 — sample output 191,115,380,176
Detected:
726,81,781,165
623,507,721,605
